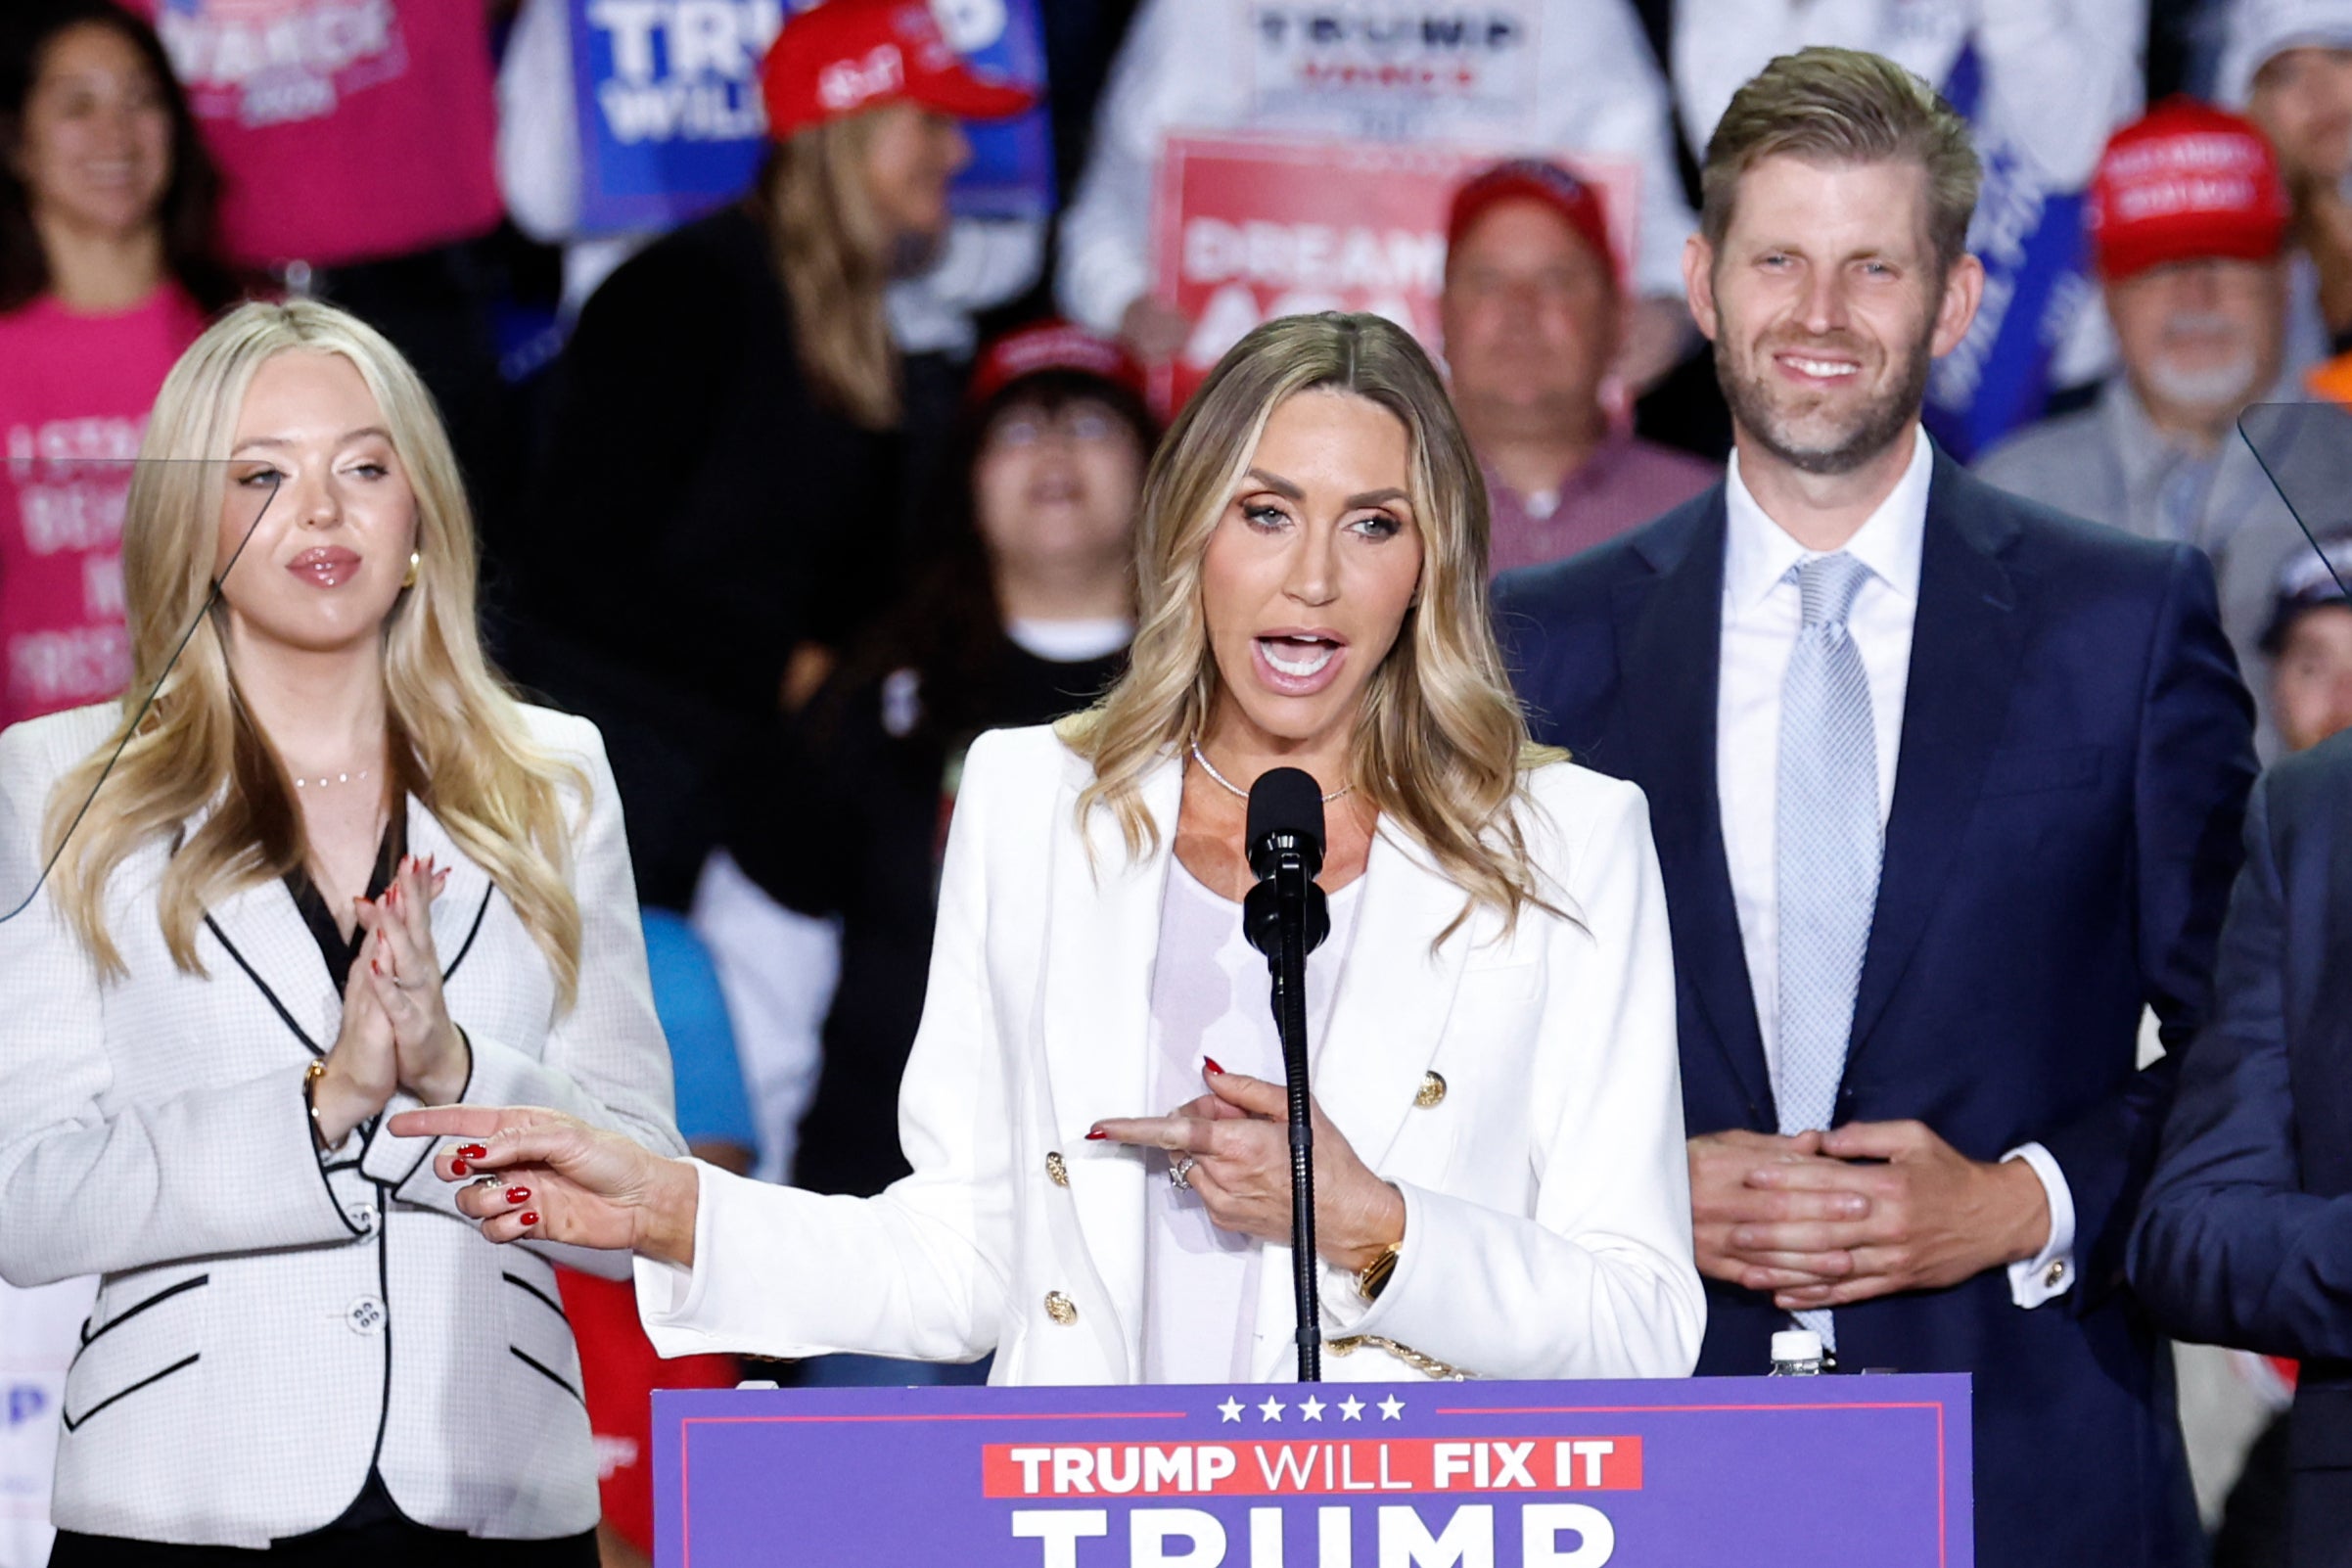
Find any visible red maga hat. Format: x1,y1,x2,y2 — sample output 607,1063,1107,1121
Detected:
967,320,1147,408
2088,97,2291,282
1446,159,1617,279
761,0,1036,141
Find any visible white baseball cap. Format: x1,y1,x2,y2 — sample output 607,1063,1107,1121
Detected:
2218,0,2352,107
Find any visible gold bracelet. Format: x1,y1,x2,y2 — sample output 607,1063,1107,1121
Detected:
1355,1241,1404,1303
303,1058,329,1150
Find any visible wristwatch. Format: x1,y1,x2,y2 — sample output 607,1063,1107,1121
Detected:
1356,1242,1404,1304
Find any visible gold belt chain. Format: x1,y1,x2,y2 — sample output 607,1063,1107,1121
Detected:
1326,1335,1471,1381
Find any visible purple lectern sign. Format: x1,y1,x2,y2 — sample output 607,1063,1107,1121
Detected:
655,1374,1970,1565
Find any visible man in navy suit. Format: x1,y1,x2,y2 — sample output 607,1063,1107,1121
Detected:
1495,48,2257,1568
2133,726,2352,1567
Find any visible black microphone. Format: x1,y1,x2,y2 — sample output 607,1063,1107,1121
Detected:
1243,766,1331,957
1241,766,1330,1381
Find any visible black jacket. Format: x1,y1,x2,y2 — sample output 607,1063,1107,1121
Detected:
509,205,899,905
729,637,1126,1198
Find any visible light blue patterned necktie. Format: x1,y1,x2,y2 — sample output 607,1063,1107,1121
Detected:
1776,552,1881,1352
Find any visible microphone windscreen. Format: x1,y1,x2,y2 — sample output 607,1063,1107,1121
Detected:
1246,766,1326,876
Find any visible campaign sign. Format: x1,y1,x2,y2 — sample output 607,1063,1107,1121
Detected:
655,1374,1971,1564
932,0,1055,221
1148,136,1637,412
1922,42,2096,461
569,0,1050,236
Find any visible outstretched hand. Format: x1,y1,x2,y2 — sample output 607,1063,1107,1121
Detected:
386,1104,701,1265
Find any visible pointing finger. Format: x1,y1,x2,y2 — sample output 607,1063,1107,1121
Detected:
1087,1116,1219,1156
389,1104,509,1140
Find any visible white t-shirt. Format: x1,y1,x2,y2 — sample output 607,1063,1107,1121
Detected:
1139,858,1364,1384
1669,0,2144,188
1055,0,1697,333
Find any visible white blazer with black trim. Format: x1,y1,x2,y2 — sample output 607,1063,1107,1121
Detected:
0,702,684,1548
636,723,1703,1385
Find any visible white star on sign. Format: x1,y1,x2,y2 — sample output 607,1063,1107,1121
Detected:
1219,1398,1244,1423
1298,1396,1326,1421
1338,1396,1365,1421
1259,1397,1286,1422
1377,1395,1406,1420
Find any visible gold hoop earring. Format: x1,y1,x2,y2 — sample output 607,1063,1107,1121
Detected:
401,551,421,589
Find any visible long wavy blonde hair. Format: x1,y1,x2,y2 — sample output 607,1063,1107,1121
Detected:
1062,312,1561,932
43,300,587,1003
758,112,899,430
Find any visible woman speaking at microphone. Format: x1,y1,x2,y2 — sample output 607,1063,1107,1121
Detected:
396,312,1703,1386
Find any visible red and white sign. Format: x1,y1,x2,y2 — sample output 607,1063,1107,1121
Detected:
982,1436,1645,1499
1149,134,1637,410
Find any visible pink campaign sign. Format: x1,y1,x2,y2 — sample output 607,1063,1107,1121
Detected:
655,1374,1972,1565
1147,135,1638,412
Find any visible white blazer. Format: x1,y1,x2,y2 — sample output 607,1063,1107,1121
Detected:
0,703,684,1548
638,724,1703,1384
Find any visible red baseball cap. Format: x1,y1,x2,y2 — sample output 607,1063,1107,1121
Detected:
761,0,1036,141
967,320,1147,408
1447,160,1617,281
2088,97,2291,282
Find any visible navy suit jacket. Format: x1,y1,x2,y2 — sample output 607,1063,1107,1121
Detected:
2133,728,2352,1567
1494,450,2257,1568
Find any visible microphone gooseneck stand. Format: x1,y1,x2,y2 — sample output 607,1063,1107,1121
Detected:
1241,768,1332,1383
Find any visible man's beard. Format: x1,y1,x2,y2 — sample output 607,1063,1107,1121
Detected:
2141,315,2261,412
1715,322,1934,477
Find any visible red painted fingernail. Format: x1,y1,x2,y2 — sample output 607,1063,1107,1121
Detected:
371,957,384,976
1084,1129,1108,1140
506,1186,530,1204
457,1145,487,1159
1203,1056,1226,1076
519,1212,539,1227
450,1159,470,1176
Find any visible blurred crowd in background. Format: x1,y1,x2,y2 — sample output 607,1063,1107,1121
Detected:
3,0,2352,1564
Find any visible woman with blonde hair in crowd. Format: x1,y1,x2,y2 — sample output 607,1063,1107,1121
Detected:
0,299,682,1564
507,0,1035,912
397,311,1704,1389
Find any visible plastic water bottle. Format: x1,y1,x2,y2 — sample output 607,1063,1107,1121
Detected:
1770,1328,1826,1375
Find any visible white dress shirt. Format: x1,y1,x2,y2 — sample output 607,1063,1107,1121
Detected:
1140,863,1364,1384
1717,428,2075,1308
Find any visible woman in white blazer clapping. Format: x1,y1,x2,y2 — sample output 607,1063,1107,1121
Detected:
397,312,1703,1388
0,301,683,1564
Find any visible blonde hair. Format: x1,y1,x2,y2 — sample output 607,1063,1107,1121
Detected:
43,300,588,1002
1060,312,1561,936
1702,47,1982,273
760,113,899,429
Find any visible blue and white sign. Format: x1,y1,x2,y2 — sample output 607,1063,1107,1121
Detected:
568,0,1052,236
1923,42,2098,462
